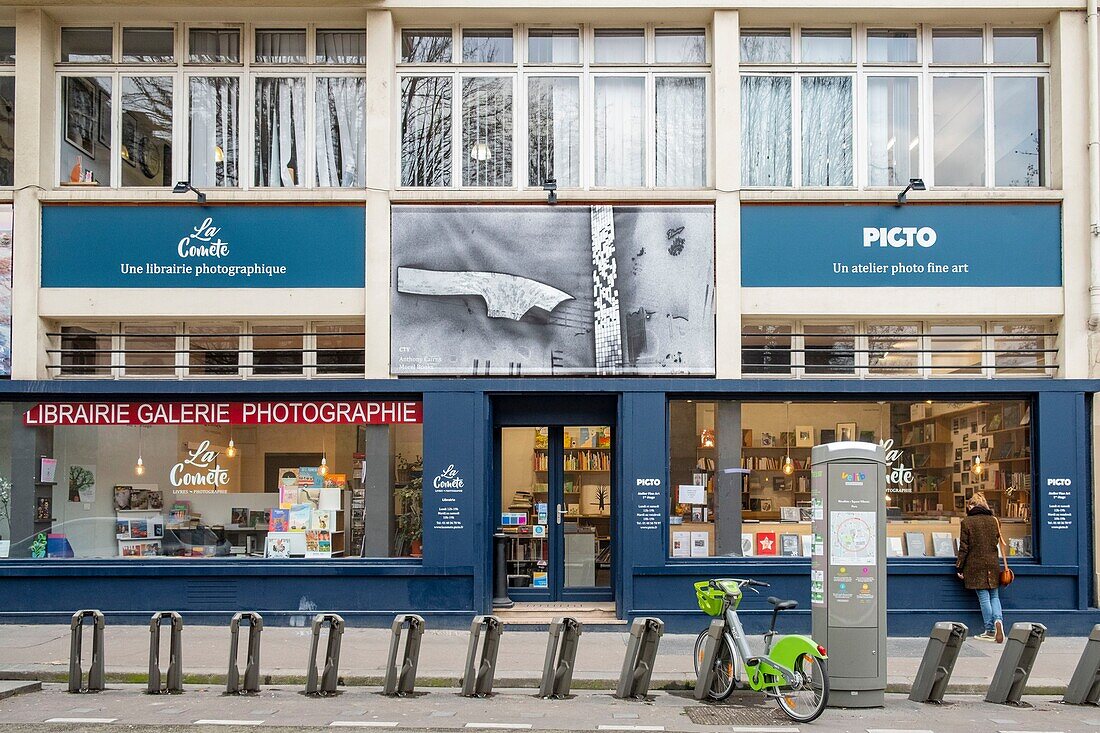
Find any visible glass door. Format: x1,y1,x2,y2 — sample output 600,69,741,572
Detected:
560,425,613,599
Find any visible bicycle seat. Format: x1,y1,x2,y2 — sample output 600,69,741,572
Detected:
767,596,798,611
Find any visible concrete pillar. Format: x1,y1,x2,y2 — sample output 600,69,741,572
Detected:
715,401,742,555
712,10,741,379
364,9,394,379
363,424,395,557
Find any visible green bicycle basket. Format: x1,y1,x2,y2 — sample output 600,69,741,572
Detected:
694,580,726,617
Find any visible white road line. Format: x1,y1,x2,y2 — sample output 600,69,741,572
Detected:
867,730,936,733
45,718,118,724
997,730,1066,733
464,725,534,730
193,720,265,726
597,726,666,731
730,728,799,733
330,723,401,728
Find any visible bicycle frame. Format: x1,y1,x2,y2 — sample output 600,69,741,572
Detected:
719,595,826,694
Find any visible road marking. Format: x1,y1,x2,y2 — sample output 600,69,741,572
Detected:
867,730,935,733
464,725,533,730
193,720,265,726
46,718,118,724
598,727,666,731
330,724,400,728
997,730,1066,733
730,728,799,733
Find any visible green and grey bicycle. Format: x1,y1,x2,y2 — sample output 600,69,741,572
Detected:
693,578,829,723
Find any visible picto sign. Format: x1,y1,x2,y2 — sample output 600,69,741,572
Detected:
23,401,423,426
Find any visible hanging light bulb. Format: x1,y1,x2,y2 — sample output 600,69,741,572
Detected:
782,400,794,475
214,145,225,163
971,455,984,477
226,437,237,458
135,426,145,476
319,454,329,476
782,455,794,476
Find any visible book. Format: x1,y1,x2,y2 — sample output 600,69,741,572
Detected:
779,534,800,556
231,507,249,526
289,503,311,532
887,537,904,557
130,518,149,539
323,473,347,489
265,534,291,559
148,491,163,510
269,508,290,532
40,457,57,484
298,487,321,509
278,469,300,493
932,532,956,557
35,496,51,522
905,532,927,557
115,518,130,539
311,509,336,531
671,531,690,557
130,489,150,510
741,534,754,556
250,510,270,529
801,534,814,557
319,488,342,511
690,531,710,557
113,485,132,510
779,506,799,523
298,466,321,488
305,529,332,558
756,531,777,556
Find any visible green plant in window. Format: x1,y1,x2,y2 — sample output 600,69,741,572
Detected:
395,475,423,556
0,476,11,539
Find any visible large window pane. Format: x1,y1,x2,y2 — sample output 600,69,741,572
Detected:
61,28,112,63
804,324,855,374
121,77,173,187
315,77,365,187
0,77,13,186
868,324,920,375
655,29,706,64
741,76,791,186
254,77,305,187
933,77,985,186
59,326,112,376
187,325,240,376
740,29,791,63
528,76,580,187
801,76,852,186
867,76,920,187
994,77,1043,187
462,76,512,187
992,323,1048,375
742,324,792,375
866,29,917,63
593,76,644,186
254,29,306,64
932,29,983,64
401,29,452,63
252,325,303,376
316,323,365,375
929,324,982,375
316,30,366,65
656,77,706,187
400,76,452,187
528,29,579,64
0,28,14,64
801,29,852,63
593,29,644,63
59,77,111,186
462,29,513,63
122,324,176,376
122,28,174,63
189,28,240,63
189,77,239,187
994,29,1043,63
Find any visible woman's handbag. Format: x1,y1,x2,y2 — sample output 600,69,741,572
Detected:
996,518,1014,586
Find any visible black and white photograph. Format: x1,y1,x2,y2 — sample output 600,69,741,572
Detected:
64,77,97,158
391,204,715,376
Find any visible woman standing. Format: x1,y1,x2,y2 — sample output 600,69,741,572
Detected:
955,492,1007,642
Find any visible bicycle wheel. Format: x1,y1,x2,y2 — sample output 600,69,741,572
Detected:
693,629,740,701
775,653,829,723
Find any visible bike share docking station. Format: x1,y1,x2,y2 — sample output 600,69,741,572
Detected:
811,442,887,708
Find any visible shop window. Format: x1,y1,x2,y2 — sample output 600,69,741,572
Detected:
593,76,644,187
316,30,366,65
187,325,241,376
742,324,792,375
121,28,174,63
8,404,424,559
251,325,303,376
0,76,13,187
668,399,1034,560
655,29,706,64
189,28,241,64
656,76,707,187
527,76,580,187
121,324,177,376
0,27,14,65
462,29,513,64
993,29,1043,63
58,326,113,376
400,76,452,186
932,76,985,187
59,77,112,186
61,27,113,63
528,29,580,64
803,324,855,375
866,29,917,64
866,76,919,187
315,77,365,187
120,76,172,188
932,29,983,64
254,29,307,64
994,77,1043,187
740,29,791,64
800,75,852,186
189,76,240,188
593,29,645,64
401,29,453,64
741,75,791,187
800,29,852,64
254,76,305,187
315,323,365,375
462,76,513,187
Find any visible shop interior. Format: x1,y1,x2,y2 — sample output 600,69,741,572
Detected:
670,399,1033,559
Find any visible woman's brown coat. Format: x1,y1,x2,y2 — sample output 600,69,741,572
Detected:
955,513,1002,590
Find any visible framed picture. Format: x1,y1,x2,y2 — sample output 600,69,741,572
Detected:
859,430,875,443
955,448,962,461
97,88,111,147
980,437,989,449
954,496,965,511
121,114,137,167
836,422,856,442
795,426,814,447
65,77,97,158
820,428,836,444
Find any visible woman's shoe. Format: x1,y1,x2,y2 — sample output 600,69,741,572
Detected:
975,631,996,641
994,620,1005,643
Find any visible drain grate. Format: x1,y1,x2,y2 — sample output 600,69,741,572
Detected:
684,705,790,726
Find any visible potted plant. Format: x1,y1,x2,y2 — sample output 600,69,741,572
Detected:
395,475,423,557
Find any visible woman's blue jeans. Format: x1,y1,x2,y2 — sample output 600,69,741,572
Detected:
976,587,1003,632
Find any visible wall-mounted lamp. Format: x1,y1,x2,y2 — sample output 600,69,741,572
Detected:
543,177,558,205
896,177,926,206
172,181,207,204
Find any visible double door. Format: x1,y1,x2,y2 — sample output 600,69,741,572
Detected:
499,425,613,601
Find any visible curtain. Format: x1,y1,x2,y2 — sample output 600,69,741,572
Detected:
317,31,366,64
461,76,512,187
254,30,306,64
527,76,579,187
316,77,365,187
741,76,791,187
594,76,644,187
189,77,239,188
188,29,239,63
867,76,919,187
656,77,706,187
254,77,305,187
801,76,852,187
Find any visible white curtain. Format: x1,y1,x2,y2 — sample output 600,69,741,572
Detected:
594,76,644,187
867,76,919,187
189,77,239,187
315,77,365,187
801,76,853,187
656,77,706,187
188,29,239,63
254,30,306,64
461,76,512,187
254,77,305,187
527,76,579,187
317,31,366,64
741,76,791,187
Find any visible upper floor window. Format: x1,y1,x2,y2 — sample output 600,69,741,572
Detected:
0,27,15,65
0,28,12,187
122,28,174,63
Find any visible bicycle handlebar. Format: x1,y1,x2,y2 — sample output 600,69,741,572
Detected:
710,577,771,589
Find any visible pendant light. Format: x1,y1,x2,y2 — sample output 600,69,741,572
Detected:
226,432,237,458
782,401,794,475
971,455,984,477
319,434,329,477
135,426,145,476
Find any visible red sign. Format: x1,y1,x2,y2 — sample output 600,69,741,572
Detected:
23,401,423,426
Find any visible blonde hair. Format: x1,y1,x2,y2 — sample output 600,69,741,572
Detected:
968,491,990,510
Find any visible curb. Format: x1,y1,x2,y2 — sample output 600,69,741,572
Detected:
0,681,41,700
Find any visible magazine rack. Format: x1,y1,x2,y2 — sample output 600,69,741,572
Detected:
227,612,264,694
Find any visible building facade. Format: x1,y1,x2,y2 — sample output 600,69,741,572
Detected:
0,1,1097,634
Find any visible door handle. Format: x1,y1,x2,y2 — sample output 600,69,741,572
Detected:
556,504,567,525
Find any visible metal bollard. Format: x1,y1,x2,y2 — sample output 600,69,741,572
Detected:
492,532,514,609
1063,624,1100,705
461,615,504,697
304,613,345,696
985,622,1047,705
226,612,264,695
68,610,106,693
539,617,583,698
909,622,968,704
693,618,726,701
615,617,664,700
147,611,184,694
383,614,425,696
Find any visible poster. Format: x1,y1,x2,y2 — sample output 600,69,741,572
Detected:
68,464,96,503
391,205,715,376
829,511,876,565
677,484,706,505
